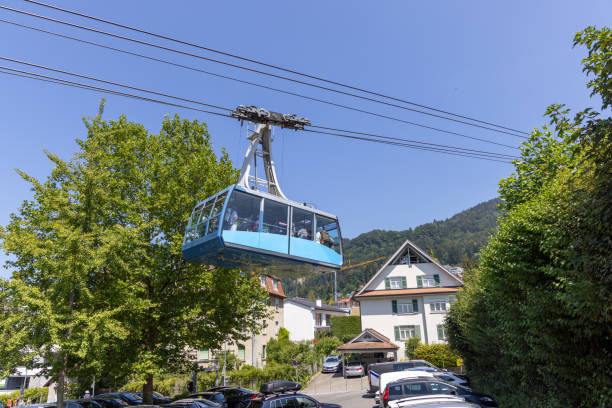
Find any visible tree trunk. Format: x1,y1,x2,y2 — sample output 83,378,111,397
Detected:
142,374,154,405
56,370,65,408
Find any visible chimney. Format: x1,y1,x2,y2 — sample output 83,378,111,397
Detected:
316,299,322,307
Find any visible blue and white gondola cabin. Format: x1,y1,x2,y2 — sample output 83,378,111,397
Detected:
182,185,342,275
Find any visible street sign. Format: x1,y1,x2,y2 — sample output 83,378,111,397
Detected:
292,360,297,367
456,358,463,367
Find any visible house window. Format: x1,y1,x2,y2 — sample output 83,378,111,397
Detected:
394,325,420,341
273,279,279,291
237,344,246,361
262,323,267,335
262,345,266,359
430,300,447,312
315,313,322,326
260,276,266,287
199,348,209,360
389,277,402,289
437,324,448,340
398,301,414,314
417,274,440,288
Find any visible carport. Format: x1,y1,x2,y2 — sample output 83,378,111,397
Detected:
337,328,399,378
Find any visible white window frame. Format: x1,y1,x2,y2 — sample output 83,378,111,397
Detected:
437,324,448,340
398,325,417,341
260,275,266,287
273,279,279,291
397,301,414,314
430,300,448,312
389,277,403,289
422,275,437,287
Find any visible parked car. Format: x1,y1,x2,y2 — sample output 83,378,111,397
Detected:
321,355,342,373
92,398,129,408
68,400,103,408
377,372,435,405
344,361,365,377
133,392,172,404
407,368,470,388
161,398,218,408
388,395,479,408
189,387,255,408
246,381,339,408
94,393,142,406
380,378,497,408
368,360,439,394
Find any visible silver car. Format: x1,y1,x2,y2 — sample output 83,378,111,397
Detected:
388,395,479,407
344,361,365,377
322,355,342,373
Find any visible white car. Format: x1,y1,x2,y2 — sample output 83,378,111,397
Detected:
406,368,470,389
376,371,435,405
388,395,479,408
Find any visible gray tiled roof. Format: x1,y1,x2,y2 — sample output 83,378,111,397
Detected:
286,297,349,313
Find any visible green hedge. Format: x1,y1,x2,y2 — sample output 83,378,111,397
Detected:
0,388,48,404
330,316,361,343
412,344,460,369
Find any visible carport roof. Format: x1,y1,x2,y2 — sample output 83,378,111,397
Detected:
337,328,399,352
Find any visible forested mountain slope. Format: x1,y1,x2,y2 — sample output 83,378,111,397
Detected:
282,198,501,300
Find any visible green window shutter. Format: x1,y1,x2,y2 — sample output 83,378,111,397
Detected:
401,276,407,288
412,299,419,312
394,326,400,341
414,325,421,339
434,274,440,287
416,276,423,288
392,300,398,313
385,278,391,289
437,325,444,340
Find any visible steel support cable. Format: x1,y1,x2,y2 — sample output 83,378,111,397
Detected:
24,0,529,136
0,56,517,159
301,129,511,163
305,125,518,159
0,18,519,151
0,68,510,163
0,56,232,112
0,65,232,118
1,5,526,139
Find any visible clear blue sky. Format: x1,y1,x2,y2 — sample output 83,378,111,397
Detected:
1,0,610,278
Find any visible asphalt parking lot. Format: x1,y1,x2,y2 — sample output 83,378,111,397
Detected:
304,389,375,408
304,371,370,395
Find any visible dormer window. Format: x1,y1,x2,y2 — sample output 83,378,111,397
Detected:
417,274,440,288
260,275,266,287
273,279,279,291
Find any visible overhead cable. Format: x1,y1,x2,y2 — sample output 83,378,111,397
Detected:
0,56,517,160
0,18,519,151
24,0,529,136
0,5,527,139
0,66,513,163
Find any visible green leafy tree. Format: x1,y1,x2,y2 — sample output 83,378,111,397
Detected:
0,105,268,405
404,337,422,359
447,26,612,407
313,337,342,357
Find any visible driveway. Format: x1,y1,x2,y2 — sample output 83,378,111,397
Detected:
304,389,376,408
304,371,370,394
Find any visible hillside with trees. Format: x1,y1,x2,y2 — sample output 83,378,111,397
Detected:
282,197,501,300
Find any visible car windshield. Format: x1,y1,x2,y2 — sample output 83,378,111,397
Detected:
325,357,338,362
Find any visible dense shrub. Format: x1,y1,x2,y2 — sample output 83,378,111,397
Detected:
313,337,342,357
404,337,422,359
330,316,361,343
412,344,460,369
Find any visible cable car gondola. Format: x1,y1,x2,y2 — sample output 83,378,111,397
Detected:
182,107,342,277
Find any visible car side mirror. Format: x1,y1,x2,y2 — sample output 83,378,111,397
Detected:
450,391,456,395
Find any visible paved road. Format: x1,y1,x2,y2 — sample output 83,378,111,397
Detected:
304,371,370,394
304,389,376,408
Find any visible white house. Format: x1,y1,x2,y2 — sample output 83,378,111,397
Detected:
354,240,463,358
283,298,349,342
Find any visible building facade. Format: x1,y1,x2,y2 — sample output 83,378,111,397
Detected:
197,274,285,368
283,298,349,342
355,240,463,358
